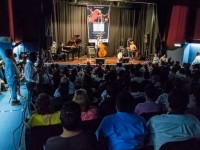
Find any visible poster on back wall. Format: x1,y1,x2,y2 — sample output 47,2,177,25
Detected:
87,5,110,43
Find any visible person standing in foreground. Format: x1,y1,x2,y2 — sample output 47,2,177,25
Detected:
4,49,21,106
24,52,39,113
45,101,97,150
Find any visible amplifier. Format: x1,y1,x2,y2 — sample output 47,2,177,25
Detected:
88,47,95,55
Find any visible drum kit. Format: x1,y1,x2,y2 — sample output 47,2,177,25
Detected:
117,46,129,60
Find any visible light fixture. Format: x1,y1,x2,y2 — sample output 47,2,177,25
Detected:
174,43,182,47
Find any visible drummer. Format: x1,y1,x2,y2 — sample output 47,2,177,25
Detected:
129,40,137,59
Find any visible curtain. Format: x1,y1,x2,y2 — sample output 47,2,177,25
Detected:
193,7,200,39
165,5,189,47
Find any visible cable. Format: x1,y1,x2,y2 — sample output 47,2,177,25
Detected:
12,99,28,150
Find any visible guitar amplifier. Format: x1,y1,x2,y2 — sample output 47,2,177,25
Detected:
87,47,95,57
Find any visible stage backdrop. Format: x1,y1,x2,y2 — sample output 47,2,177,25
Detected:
87,5,110,43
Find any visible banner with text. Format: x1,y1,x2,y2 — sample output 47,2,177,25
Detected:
87,5,110,43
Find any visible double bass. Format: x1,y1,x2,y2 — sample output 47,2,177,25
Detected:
98,43,107,58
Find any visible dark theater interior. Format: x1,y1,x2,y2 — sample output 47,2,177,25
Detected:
1,0,200,150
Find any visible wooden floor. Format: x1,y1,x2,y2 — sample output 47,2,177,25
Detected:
52,56,145,66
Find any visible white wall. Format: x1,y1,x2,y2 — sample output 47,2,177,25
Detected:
167,47,184,64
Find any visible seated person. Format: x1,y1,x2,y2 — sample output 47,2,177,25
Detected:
45,101,97,150
147,89,200,150
27,93,61,128
135,84,161,115
186,85,200,120
72,89,99,121
57,42,66,61
192,52,200,65
96,91,147,150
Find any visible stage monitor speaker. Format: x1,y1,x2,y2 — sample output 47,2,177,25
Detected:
96,58,105,64
122,57,130,63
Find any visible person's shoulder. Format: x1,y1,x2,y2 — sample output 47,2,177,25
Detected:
47,135,61,142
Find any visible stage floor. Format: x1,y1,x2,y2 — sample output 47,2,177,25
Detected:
52,56,145,66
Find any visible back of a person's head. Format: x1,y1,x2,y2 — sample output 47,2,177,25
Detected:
106,81,120,97
35,93,54,115
171,66,177,73
116,91,135,113
60,101,81,131
168,89,189,113
72,89,90,111
130,81,139,92
28,52,37,62
5,49,13,58
144,84,158,100
173,78,188,91
58,82,69,97
163,80,174,93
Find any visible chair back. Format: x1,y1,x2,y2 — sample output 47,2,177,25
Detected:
140,112,161,122
25,124,63,150
159,138,200,150
81,119,101,134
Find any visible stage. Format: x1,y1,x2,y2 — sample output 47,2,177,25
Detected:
51,56,145,66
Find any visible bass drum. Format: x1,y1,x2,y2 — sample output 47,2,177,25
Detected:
117,52,123,60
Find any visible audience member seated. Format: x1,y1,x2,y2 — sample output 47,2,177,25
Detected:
156,80,173,113
129,81,145,100
96,91,147,150
99,81,120,118
72,89,99,121
52,81,70,111
135,84,161,115
45,101,97,150
186,85,200,120
27,93,61,127
147,89,200,150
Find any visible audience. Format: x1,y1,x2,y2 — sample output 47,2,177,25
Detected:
11,52,200,150
45,101,97,150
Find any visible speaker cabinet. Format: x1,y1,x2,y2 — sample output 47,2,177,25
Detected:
87,47,95,58
122,57,130,63
96,58,105,64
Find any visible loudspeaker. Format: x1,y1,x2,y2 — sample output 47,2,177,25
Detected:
96,58,105,64
122,57,130,63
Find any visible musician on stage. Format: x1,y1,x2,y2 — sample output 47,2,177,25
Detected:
129,40,137,59
95,36,102,57
57,42,66,61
